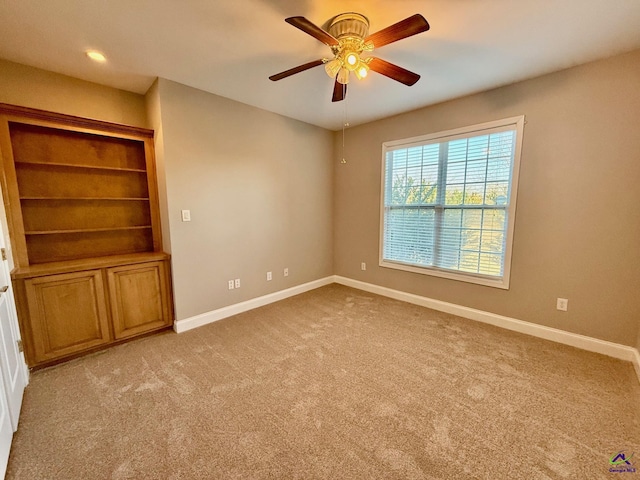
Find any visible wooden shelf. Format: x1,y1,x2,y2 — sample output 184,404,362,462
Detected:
25,230,154,264
15,160,147,173
20,197,150,201
25,226,152,235
11,252,170,279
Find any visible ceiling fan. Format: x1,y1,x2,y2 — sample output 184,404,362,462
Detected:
269,13,430,102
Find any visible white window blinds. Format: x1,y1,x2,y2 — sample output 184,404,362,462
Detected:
380,116,524,288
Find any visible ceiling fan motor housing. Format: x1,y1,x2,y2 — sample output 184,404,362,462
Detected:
329,13,370,40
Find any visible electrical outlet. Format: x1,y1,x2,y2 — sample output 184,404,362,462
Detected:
361,262,366,271
556,298,568,311
267,271,272,281
284,268,289,277
228,280,234,290
181,209,191,222
235,278,241,289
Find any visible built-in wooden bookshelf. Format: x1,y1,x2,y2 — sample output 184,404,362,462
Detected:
0,104,173,368
8,121,157,264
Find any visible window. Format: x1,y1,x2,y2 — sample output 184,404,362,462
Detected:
380,116,524,289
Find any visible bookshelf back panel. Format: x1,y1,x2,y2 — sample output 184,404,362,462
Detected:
26,228,154,264
21,199,151,232
15,164,150,199
9,122,146,170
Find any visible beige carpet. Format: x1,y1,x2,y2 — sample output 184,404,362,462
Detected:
7,284,640,479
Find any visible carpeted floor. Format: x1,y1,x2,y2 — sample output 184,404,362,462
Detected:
6,284,640,479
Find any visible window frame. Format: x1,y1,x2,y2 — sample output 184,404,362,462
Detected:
378,116,525,289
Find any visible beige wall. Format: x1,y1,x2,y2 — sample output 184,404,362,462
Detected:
145,80,172,254
334,49,640,346
0,59,147,127
153,79,334,320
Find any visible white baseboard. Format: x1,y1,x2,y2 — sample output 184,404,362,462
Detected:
174,276,334,333
334,276,639,369
633,348,640,385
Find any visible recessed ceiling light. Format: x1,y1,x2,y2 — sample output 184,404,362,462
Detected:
86,50,106,63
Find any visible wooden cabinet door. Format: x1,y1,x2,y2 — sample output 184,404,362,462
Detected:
107,261,171,340
24,270,111,363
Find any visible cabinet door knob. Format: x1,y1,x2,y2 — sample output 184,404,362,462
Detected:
0,286,8,293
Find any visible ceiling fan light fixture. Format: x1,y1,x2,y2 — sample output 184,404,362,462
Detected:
337,67,350,85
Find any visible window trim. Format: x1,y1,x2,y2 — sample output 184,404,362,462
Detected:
378,115,525,289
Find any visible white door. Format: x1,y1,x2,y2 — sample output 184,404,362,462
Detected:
0,278,24,430
0,216,26,430
0,366,12,479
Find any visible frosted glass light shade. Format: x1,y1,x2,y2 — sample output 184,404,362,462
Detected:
337,68,350,84
325,58,342,78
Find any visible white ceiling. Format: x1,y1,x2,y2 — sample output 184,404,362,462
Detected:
1,0,639,131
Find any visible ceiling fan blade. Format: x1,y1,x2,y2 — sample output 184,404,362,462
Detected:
269,59,325,81
285,17,339,46
332,79,346,102
368,57,421,86
365,14,430,49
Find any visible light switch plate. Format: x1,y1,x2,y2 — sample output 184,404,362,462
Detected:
181,209,191,222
